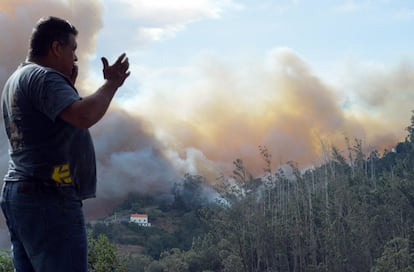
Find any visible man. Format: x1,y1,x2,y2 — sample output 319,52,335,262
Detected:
0,16,130,271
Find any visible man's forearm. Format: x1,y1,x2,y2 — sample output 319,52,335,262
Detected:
59,81,119,129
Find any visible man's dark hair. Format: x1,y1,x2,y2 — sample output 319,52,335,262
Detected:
29,16,78,58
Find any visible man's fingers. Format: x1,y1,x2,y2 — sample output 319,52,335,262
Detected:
122,58,129,72
101,57,109,69
101,53,130,83
115,53,127,65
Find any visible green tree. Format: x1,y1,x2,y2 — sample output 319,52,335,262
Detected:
123,254,153,272
173,174,207,212
0,249,13,272
373,237,414,272
158,248,189,272
88,229,126,272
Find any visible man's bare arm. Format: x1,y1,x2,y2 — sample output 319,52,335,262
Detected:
59,53,130,129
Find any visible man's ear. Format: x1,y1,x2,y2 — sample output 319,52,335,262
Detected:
50,41,62,57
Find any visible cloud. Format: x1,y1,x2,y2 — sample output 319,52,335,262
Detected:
335,1,365,13
99,0,243,48
333,0,390,13
118,0,241,22
256,0,300,14
394,8,414,21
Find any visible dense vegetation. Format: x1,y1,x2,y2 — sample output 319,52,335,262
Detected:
3,115,414,271
85,114,414,271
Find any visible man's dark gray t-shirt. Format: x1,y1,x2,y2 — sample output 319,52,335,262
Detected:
1,62,96,200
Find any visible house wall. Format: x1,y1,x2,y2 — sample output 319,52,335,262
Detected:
130,215,151,227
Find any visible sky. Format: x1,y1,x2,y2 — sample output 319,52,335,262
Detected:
0,0,413,225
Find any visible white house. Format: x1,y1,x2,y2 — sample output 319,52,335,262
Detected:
130,213,151,227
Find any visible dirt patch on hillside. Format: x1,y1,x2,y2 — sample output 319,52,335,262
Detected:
151,216,180,233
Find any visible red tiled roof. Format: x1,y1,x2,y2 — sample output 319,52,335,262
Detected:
131,213,148,218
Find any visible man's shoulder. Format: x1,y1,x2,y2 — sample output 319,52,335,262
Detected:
14,62,50,83
17,62,66,78
16,63,70,87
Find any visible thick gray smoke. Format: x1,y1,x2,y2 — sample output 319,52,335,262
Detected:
84,107,180,218
1,0,414,248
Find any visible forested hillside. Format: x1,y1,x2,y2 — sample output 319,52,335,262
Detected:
88,114,414,272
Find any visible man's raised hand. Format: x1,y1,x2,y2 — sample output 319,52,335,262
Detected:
101,53,130,88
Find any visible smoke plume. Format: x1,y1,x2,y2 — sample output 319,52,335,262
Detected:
0,0,414,246
125,48,413,182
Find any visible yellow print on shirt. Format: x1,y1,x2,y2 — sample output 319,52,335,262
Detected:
51,163,72,184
